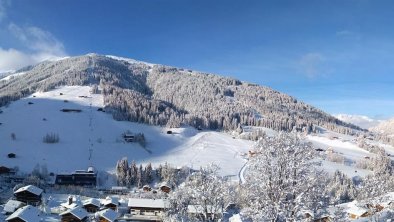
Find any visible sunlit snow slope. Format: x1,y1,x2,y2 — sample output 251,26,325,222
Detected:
0,86,252,176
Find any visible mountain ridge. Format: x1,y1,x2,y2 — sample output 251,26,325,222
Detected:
0,53,364,135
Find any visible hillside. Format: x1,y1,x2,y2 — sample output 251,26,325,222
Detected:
0,54,363,135
1,85,389,180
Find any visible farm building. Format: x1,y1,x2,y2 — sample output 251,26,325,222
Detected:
98,208,119,222
6,205,41,222
128,198,169,216
59,206,88,222
14,185,43,205
82,198,101,213
55,167,97,187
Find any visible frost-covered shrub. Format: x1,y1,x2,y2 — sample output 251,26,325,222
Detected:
43,133,60,143
327,152,345,163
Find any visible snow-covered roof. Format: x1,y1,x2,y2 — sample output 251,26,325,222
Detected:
229,214,243,222
61,202,78,209
59,207,88,220
99,208,119,222
83,198,101,207
128,198,169,209
4,200,25,213
346,206,368,216
6,205,41,222
102,196,119,206
187,205,223,214
14,185,43,196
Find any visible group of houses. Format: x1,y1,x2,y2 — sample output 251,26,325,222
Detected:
1,184,171,221
1,184,229,221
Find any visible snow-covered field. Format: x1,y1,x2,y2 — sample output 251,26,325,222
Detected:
0,86,252,177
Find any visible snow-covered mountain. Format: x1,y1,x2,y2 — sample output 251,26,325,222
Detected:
370,118,394,137
335,114,382,129
0,53,364,136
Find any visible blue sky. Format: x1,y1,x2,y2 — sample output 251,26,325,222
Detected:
0,0,393,119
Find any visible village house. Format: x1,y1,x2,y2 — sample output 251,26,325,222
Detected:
159,183,171,193
98,208,119,222
14,185,43,205
128,198,169,217
59,206,88,222
143,185,152,192
3,200,25,215
302,209,333,222
102,196,119,211
346,206,370,219
6,205,41,222
55,167,97,187
82,198,101,213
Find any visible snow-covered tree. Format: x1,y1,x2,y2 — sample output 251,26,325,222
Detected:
165,164,230,222
116,157,129,186
241,132,326,221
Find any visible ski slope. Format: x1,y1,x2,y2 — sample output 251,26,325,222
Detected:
0,86,252,177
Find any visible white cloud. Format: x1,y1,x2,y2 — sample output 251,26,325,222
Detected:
299,52,325,78
0,23,67,72
0,48,34,72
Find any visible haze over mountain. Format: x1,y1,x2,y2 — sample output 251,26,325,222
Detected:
335,114,383,130
370,118,394,137
0,54,364,135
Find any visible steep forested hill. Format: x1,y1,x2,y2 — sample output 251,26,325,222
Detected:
0,54,363,134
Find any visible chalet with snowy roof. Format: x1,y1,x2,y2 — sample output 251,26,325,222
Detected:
98,208,119,222
6,205,41,222
128,198,169,216
82,198,101,213
59,206,88,222
3,200,25,215
102,197,119,211
143,185,152,192
302,209,333,222
159,183,171,193
14,185,43,205
55,167,97,187
346,206,369,219
59,196,81,211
